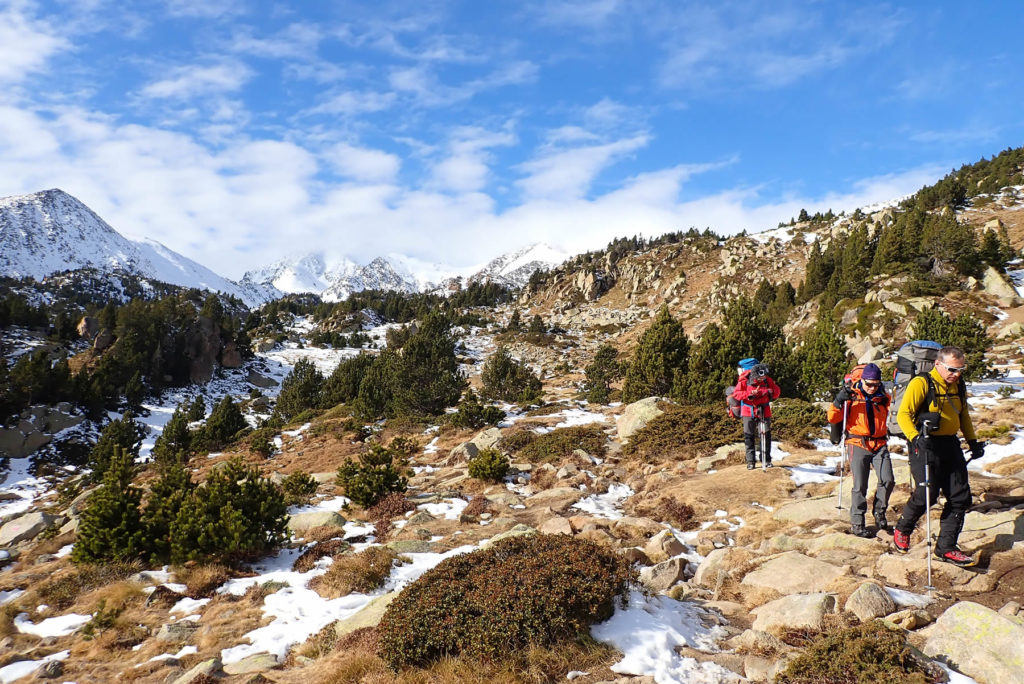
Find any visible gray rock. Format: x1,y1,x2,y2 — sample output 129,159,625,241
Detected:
616,397,665,442
246,370,279,388
222,653,280,675
470,427,502,451
844,582,896,621
287,511,346,534
447,441,479,463
34,659,64,679
169,657,222,684
0,511,62,546
524,487,586,509
407,511,436,525
538,517,574,536
924,601,1024,684
642,529,685,563
483,524,538,548
693,547,732,588
751,593,837,632
638,558,688,593
740,552,846,594
156,621,200,643
385,540,436,554
334,592,397,638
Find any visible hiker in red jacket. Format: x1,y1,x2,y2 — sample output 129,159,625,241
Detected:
732,362,781,469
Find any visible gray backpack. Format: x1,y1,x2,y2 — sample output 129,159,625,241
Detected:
886,340,945,436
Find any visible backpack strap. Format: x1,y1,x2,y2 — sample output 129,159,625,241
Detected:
915,374,938,428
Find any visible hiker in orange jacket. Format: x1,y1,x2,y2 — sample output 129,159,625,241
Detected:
827,362,894,538
732,362,781,469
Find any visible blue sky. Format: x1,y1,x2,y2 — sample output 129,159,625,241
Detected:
1,0,1022,279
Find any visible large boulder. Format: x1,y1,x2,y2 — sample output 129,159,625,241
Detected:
638,558,688,593
642,529,685,563
170,657,222,684
982,266,1023,304
693,547,732,588
470,427,502,451
616,397,665,442
482,524,538,548
924,601,1024,684
223,653,279,675
751,593,837,632
957,508,1024,551
524,487,586,510
287,511,346,535
0,512,62,546
740,552,846,594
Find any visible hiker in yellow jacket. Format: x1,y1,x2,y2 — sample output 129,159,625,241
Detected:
892,346,984,566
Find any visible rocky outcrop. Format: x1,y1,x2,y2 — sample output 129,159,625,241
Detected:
0,403,84,459
616,397,665,443
923,601,1024,684
0,511,63,546
751,593,837,632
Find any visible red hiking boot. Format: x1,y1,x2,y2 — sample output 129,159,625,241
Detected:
893,529,910,553
936,548,977,567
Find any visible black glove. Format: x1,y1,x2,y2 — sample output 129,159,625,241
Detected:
832,387,852,409
967,439,985,462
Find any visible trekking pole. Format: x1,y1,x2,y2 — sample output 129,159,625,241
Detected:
920,420,936,591
759,406,767,470
837,399,848,511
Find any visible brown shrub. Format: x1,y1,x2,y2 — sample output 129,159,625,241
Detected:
462,495,490,518
33,562,140,609
174,563,240,598
660,497,698,531
309,547,398,599
367,492,415,521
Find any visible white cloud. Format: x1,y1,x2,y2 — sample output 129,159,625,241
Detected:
163,0,243,19
516,134,649,201
140,61,253,99
534,0,624,28
324,143,401,182
228,22,323,59
429,126,517,193
308,90,396,116
388,60,538,107
0,0,69,85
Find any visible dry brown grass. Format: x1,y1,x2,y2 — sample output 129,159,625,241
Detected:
309,547,398,599
174,563,244,598
302,524,352,543
530,467,557,491
31,561,140,610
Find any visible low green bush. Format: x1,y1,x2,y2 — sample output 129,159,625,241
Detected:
447,389,506,429
623,404,741,461
770,399,828,447
281,470,319,506
467,448,509,482
376,535,635,669
336,443,409,508
776,622,939,684
512,425,607,464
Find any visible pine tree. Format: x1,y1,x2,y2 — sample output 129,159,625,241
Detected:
481,346,543,403
528,314,546,334
796,312,848,400
140,462,194,563
388,313,466,416
911,307,992,380
335,443,409,508
151,403,192,466
169,458,287,564
355,349,399,420
204,395,248,447
72,446,146,563
621,306,689,403
322,353,375,407
583,344,622,404
507,310,522,332
187,395,206,422
275,359,325,421
88,412,145,480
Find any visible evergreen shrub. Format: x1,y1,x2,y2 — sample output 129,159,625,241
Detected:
480,345,543,404
336,443,409,508
447,389,505,429
376,534,634,669
281,470,319,506
514,425,606,464
623,404,742,461
770,400,828,447
467,448,509,482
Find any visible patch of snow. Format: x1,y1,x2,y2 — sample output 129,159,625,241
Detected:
592,591,736,683
145,645,198,664
884,587,933,608
0,457,51,518
170,597,211,614
54,544,74,558
14,612,91,637
786,454,841,486
552,408,609,428
0,590,25,606
0,650,69,684
936,662,980,684
572,483,633,519
417,498,469,520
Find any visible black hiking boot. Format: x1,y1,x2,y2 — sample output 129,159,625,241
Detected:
747,463,756,470
874,512,890,532
850,525,873,539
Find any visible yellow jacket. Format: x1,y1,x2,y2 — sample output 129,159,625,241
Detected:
896,367,976,441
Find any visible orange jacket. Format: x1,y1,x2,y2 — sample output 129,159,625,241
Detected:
827,383,890,451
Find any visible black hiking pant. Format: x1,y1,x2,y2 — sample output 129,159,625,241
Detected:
848,444,894,528
743,415,771,465
896,435,971,554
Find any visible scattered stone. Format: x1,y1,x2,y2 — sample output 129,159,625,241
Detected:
693,548,732,588
523,487,586,509
169,657,222,684
334,592,398,638
407,511,436,525
751,593,837,632
642,529,685,563
482,524,538,548
537,517,573,536
740,552,846,594
156,621,200,643
844,582,896,621
556,464,580,479
484,492,523,507
923,601,1024,684
447,442,479,464
470,427,502,451
34,659,64,679
884,609,933,630
618,547,650,565
385,540,436,554
638,558,688,593
0,511,62,546
223,653,280,675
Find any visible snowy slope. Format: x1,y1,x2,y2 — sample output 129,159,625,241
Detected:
0,189,275,307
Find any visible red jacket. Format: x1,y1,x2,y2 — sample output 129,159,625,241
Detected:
732,372,781,418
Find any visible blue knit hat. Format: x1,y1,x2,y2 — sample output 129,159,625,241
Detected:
861,363,882,381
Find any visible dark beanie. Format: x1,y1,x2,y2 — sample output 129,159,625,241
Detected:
861,363,882,381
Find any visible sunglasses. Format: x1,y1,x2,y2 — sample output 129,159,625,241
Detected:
940,361,966,374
